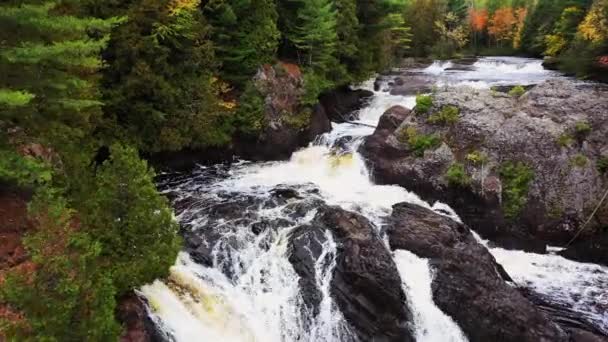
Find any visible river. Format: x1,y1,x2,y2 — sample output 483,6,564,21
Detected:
140,57,608,341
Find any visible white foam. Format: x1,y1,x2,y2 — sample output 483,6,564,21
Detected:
394,250,468,342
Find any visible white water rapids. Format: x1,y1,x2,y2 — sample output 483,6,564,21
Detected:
141,58,608,341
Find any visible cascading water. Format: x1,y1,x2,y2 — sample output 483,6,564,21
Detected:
142,57,608,341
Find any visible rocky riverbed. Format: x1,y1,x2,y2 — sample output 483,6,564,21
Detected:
138,57,608,342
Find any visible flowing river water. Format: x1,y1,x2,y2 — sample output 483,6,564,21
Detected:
141,57,608,341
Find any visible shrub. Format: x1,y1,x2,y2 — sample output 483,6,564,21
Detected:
397,126,441,157
574,120,592,137
284,109,312,130
79,144,181,294
1,188,120,341
499,162,535,219
0,150,52,187
508,85,526,98
570,154,588,168
446,163,471,187
302,71,334,105
427,105,460,125
234,81,266,136
466,150,488,165
557,133,574,147
598,156,608,174
415,94,433,114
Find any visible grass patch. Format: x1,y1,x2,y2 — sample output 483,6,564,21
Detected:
466,150,488,165
415,94,433,114
557,133,574,148
508,85,526,98
283,109,311,129
397,126,441,157
499,162,534,219
574,120,591,138
598,156,608,174
446,163,471,187
570,154,588,168
427,105,460,125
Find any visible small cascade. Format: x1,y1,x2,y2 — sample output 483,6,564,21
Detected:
394,250,468,342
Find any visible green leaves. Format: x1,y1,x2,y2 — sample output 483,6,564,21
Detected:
499,161,535,219
80,144,181,294
0,150,52,186
0,89,35,107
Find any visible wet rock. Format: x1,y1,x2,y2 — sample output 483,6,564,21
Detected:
287,205,414,341
521,288,608,339
361,80,608,251
568,328,608,342
388,76,434,96
386,202,568,342
558,234,608,267
287,224,327,318
117,292,168,342
445,64,476,72
316,206,415,342
319,86,374,122
491,84,536,93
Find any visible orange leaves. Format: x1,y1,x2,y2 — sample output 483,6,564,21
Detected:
513,8,528,49
486,6,527,46
488,7,516,42
469,8,489,32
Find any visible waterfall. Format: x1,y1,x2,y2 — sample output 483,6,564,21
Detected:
142,57,608,341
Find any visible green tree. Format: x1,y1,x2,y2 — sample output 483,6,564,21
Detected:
204,0,280,86
1,188,120,341
335,0,361,79
102,0,230,152
0,1,118,152
406,0,447,56
289,0,338,71
78,144,181,294
544,6,587,56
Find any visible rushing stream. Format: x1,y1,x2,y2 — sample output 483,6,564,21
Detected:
141,57,608,341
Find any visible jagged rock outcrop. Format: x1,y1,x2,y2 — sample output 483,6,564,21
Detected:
361,80,608,254
289,206,414,342
117,293,166,342
386,202,569,342
319,86,373,122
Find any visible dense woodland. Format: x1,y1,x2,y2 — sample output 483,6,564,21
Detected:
0,0,607,339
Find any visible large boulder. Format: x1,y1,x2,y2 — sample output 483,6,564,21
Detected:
319,86,374,122
237,62,331,160
361,80,608,253
288,206,415,342
386,202,569,342
117,293,167,342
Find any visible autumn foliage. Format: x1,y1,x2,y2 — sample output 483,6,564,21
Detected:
469,8,489,32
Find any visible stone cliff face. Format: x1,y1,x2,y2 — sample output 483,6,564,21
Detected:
150,62,373,169
361,80,608,256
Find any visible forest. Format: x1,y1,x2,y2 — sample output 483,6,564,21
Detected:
0,0,607,340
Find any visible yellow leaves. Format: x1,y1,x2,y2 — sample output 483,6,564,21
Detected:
544,34,567,56
167,0,201,16
577,0,608,43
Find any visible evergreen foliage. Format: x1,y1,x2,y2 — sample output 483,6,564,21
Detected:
1,188,121,341
204,0,280,86
102,0,230,152
78,144,181,294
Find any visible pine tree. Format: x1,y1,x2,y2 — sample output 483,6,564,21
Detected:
289,0,339,72
0,1,118,151
204,0,280,86
78,144,181,294
1,188,120,341
335,0,360,73
102,0,231,152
